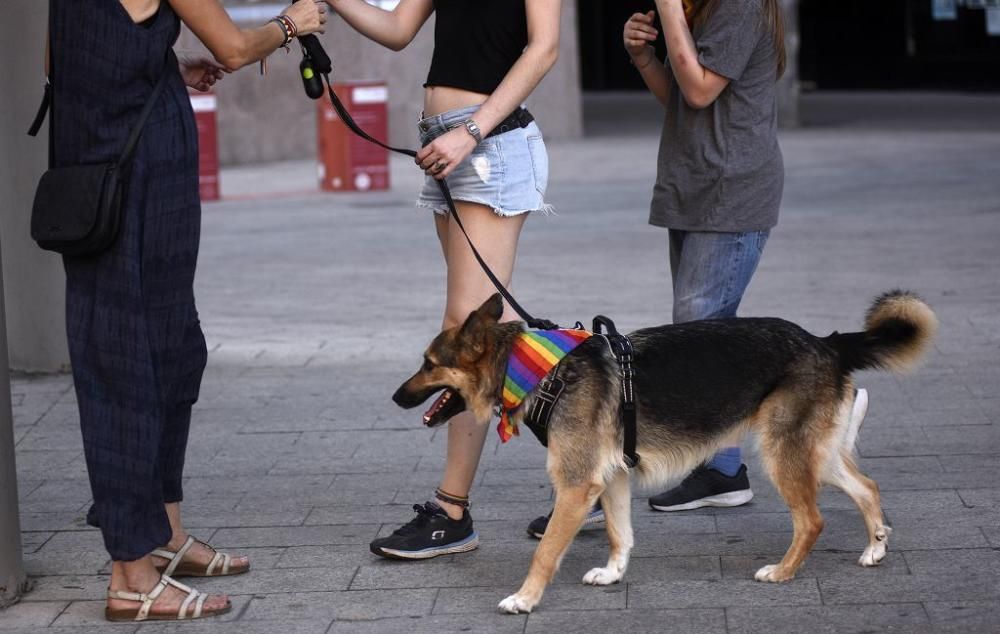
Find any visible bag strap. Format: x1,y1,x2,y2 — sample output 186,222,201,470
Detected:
117,51,174,167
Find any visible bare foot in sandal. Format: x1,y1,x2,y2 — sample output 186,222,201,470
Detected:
152,533,251,577
153,502,250,577
106,557,230,622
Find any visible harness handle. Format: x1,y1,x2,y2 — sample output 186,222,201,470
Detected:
299,35,558,331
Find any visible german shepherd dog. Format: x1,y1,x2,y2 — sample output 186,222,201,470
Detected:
392,290,936,614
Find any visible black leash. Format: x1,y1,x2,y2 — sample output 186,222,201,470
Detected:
297,35,558,331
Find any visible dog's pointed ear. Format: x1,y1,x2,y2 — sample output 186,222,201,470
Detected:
479,293,504,322
458,293,504,349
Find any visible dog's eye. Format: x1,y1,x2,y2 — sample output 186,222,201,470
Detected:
422,358,435,372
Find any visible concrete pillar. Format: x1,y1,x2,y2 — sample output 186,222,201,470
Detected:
0,253,27,608
0,1,69,372
778,0,801,127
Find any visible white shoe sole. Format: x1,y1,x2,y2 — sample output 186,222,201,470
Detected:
377,532,479,560
649,489,754,512
844,388,869,450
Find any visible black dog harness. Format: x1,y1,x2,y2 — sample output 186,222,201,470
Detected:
522,316,640,469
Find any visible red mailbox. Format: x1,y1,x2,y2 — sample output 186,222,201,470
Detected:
189,91,220,202
317,81,389,192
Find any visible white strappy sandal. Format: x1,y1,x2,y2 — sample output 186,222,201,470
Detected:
152,535,250,577
105,573,231,622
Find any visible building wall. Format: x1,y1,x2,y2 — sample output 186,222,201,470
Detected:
179,1,583,166
0,2,70,373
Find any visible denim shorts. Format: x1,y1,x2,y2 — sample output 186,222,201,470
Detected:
416,105,553,217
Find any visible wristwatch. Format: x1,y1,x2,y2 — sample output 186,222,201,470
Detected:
463,119,483,144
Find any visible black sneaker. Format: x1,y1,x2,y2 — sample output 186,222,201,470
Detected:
526,501,605,539
648,464,754,512
370,502,479,560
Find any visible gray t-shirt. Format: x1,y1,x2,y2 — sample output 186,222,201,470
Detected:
649,0,784,232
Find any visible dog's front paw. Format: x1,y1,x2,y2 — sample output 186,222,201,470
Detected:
498,593,535,614
859,526,891,567
754,564,794,583
859,542,887,567
583,566,623,586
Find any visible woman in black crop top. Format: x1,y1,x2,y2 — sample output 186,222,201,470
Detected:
325,0,561,560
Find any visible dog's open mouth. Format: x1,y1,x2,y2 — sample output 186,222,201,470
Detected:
422,388,466,427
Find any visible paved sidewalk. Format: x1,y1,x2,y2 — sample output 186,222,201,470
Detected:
5,94,1000,633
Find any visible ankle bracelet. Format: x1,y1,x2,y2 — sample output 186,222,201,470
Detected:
435,488,470,509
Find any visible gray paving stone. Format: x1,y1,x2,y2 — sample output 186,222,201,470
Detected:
524,608,726,634
19,575,109,603
183,567,356,595
326,613,527,634
23,550,110,577
984,527,1000,548
562,555,722,584
902,548,1000,576
136,620,331,634
433,584,626,614
351,559,527,590
819,573,1000,604
726,604,928,634
33,531,105,554
20,531,53,554
242,588,437,621
277,545,383,569
627,578,821,609
0,601,67,629
720,551,909,580
923,600,1000,629
211,524,380,548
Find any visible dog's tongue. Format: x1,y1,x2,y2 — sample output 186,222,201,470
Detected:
422,389,454,426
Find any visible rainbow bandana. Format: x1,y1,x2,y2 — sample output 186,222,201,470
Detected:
498,329,592,442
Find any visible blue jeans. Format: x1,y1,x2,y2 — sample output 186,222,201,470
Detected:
669,229,769,476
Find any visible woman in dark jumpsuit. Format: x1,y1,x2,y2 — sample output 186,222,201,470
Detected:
49,0,326,621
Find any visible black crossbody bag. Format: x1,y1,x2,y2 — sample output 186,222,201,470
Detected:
28,43,171,256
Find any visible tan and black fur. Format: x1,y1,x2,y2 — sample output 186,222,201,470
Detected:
393,290,937,614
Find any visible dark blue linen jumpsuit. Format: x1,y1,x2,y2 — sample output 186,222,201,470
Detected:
50,0,208,561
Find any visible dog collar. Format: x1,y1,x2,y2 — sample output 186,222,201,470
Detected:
498,329,592,442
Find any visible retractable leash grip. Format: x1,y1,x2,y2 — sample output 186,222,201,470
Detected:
298,34,332,75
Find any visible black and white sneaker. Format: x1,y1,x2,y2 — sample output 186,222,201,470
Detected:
648,464,754,512
370,502,479,560
526,501,605,539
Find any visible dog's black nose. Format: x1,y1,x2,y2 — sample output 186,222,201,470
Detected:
392,385,420,408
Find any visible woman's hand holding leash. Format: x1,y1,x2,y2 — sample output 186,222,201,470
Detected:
416,125,478,180
285,0,328,36
624,11,658,69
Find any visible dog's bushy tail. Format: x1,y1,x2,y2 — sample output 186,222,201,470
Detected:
826,290,938,374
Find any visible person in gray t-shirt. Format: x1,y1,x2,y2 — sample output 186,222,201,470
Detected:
628,0,785,510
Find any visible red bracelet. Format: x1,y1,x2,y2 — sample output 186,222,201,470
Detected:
279,14,298,40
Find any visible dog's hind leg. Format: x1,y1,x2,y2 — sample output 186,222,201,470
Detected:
756,435,825,583
826,450,890,567
583,470,632,586
498,480,603,614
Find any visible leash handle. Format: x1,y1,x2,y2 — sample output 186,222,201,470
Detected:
320,74,558,331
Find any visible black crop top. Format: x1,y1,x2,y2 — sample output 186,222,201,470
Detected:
425,0,528,95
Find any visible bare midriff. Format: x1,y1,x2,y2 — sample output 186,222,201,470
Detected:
423,85,489,119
